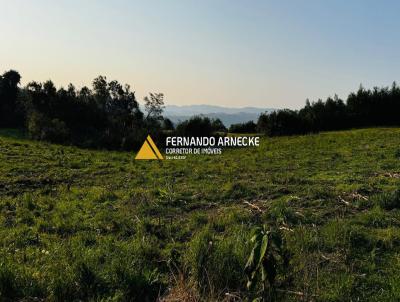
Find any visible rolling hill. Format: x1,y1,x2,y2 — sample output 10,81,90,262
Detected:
1,128,400,301
163,104,274,126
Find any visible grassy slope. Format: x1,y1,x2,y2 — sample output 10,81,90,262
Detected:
1,128,400,301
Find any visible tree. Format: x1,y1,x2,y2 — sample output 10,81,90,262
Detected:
144,93,164,120
211,118,227,132
176,116,214,137
21,75,147,149
92,75,109,111
0,70,22,127
162,118,174,130
229,121,257,133
257,110,308,136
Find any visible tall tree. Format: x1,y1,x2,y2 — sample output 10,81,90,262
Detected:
0,70,22,127
144,93,164,120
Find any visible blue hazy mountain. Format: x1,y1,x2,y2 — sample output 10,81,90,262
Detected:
164,105,273,127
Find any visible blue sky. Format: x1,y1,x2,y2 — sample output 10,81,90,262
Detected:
1,0,400,108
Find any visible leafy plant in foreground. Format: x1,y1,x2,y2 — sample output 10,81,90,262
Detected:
245,226,286,301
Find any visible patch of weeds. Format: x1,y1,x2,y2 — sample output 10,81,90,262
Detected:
266,198,299,225
355,206,392,228
0,262,20,300
320,219,349,251
89,187,118,204
318,272,355,302
348,225,376,254
184,226,250,297
374,189,400,210
210,210,252,233
188,212,208,229
223,182,254,200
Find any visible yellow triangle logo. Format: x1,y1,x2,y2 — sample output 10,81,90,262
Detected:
135,135,164,160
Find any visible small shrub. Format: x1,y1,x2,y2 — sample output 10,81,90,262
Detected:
244,226,287,299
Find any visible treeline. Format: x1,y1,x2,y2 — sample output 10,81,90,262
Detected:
256,83,400,136
0,70,168,149
3,69,400,146
229,121,257,133
0,70,228,150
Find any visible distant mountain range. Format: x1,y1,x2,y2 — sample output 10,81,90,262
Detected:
163,105,274,127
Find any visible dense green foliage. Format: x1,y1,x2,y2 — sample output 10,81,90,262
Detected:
0,70,167,150
175,116,227,137
4,69,400,151
229,121,257,134
0,70,229,151
2,128,400,301
0,71,23,128
257,83,400,136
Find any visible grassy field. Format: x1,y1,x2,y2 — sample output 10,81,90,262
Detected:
2,128,400,301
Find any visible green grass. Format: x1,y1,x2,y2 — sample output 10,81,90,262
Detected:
1,128,400,301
